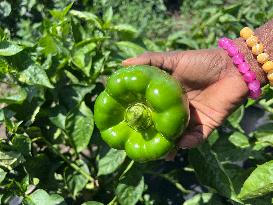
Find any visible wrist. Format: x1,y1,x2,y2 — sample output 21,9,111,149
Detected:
233,38,268,86
217,47,249,98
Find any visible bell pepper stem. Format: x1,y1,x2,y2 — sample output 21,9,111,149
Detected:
125,103,152,130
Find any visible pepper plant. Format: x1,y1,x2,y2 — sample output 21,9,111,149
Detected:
0,1,273,205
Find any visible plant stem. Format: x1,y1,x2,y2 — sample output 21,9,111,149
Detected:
42,137,94,183
107,196,117,205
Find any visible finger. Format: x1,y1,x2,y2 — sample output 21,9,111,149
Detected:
178,124,213,149
122,51,181,72
165,148,177,161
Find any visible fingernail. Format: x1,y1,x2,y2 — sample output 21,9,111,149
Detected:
180,146,190,150
122,58,134,65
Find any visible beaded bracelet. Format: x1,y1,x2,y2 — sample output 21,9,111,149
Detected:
218,37,261,99
240,27,273,86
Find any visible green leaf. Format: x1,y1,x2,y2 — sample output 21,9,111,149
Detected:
0,168,6,184
82,201,104,205
189,143,237,200
23,189,66,205
65,101,94,152
38,35,59,56
238,160,273,200
49,105,67,130
212,132,252,162
228,132,250,148
175,38,199,49
70,10,102,28
0,150,25,170
12,134,31,156
227,106,244,130
143,39,162,52
111,24,138,36
116,169,144,205
49,2,74,20
59,85,95,109
0,41,23,56
97,148,126,176
64,160,90,198
0,83,27,104
183,193,224,205
72,42,96,76
0,1,11,17
254,123,273,146
19,64,54,88
103,7,113,26
116,41,146,58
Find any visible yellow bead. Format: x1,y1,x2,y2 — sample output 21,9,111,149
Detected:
267,70,273,81
246,35,258,47
252,43,264,55
257,53,269,64
240,27,254,39
262,61,273,73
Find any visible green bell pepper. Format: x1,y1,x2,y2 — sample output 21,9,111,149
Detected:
94,65,189,162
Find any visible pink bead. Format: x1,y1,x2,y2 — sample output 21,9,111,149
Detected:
238,62,250,74
243,71,256,82
248,80,261,91
232,53,244,65
249,89,261,99
227,44,239,56
218,38,231,49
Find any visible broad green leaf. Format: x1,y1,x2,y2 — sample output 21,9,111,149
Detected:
49,2,74,20
23,189,66,205
64,160,90,198
212,132,253,162
228,132,250,148
224,164,252,194
189,143,237,200
219,14,237,23
82,201,104,205
0,57,12,73
0,1,11,17
70,10,102,28
72,42,96,76
207,129,219,146
143,39,162,52
254,123,273,146
38,35,59,56
19,64,54,88
0,83,27,104
227,106,244,130
59,85,95,109
0,150,25,170
97,148,126,176
238,160,273,200
175,38,199,49
183,193,224,205
91,51,110,80
116,169,144,205
49,105,67,130
111,24,138,36
116,41,146,58
0,41,23,56
103,7,113,26
12,134,31,156
65,101,94,152
0,168,6,184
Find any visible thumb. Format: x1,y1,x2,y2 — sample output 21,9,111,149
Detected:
177,124,214,149
122,51,182,72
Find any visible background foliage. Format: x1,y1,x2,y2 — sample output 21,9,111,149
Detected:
0,0,273,204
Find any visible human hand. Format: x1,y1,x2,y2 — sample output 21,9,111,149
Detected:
122,48,249,149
